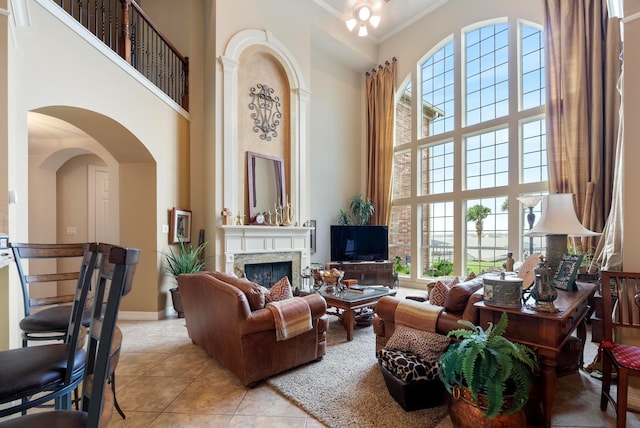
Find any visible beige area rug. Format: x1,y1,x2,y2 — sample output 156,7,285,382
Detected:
267,318,449,428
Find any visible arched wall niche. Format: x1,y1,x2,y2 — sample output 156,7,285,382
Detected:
219,29,310,226
237,47,291,219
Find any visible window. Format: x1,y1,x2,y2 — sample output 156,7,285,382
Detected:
392,21,547,279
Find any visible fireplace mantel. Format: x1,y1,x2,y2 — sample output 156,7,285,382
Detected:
221,226,311,279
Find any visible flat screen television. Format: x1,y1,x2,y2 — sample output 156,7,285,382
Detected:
330,225,389,262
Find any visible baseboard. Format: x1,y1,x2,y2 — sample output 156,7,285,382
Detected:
118,309,170,321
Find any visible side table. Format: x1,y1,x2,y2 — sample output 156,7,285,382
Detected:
475,281,598,428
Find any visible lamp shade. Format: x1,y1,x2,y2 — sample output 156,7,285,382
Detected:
524,194,600,237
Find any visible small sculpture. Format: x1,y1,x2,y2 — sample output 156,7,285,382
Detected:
530,255,558,312
235,211,245,226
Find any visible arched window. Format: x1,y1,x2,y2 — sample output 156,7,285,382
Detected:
390,20,547,279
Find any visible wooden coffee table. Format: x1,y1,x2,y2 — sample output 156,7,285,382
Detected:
302,285,396,341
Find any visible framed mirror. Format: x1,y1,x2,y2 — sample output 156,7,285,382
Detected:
247,151,286,224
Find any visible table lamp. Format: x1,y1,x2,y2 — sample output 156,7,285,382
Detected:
517,195,543,256
524,194,600,274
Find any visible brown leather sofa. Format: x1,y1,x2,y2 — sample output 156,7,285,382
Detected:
373,277,484,352
178,271,329,386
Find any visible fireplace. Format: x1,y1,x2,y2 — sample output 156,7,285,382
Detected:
221,225,312,291
244,261,292,289
233,251,302,289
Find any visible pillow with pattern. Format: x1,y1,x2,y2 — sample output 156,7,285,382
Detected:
385,324,451,362
428,276,459,307
265,276,293,302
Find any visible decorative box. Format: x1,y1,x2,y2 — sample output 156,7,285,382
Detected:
483,274,523,308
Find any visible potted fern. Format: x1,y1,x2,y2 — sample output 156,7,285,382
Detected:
438,312,537,426
164,238,207,318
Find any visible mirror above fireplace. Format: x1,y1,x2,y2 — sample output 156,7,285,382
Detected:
247,151,286,224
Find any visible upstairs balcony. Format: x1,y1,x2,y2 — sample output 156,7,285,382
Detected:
54,0,189,111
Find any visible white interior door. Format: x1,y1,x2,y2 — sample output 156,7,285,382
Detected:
88,165,110,242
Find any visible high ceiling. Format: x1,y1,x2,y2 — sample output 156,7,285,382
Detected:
315,0,447,42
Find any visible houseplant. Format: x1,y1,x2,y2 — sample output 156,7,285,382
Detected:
338,193,375,225
438,312,537,425
163,238,208,317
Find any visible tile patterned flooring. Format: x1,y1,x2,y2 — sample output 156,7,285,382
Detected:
108,304,640,427
5,286,640,427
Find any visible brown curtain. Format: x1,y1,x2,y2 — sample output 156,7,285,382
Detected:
544,0,622,253
365,58,396,226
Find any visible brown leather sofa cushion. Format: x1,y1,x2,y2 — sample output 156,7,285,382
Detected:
208,271,266,310
442,278,484,314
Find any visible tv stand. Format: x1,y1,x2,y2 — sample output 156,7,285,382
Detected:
327,261,394,287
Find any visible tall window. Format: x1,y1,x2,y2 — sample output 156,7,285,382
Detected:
392,20,547,279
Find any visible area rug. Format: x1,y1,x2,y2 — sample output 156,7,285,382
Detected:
267,318,449,428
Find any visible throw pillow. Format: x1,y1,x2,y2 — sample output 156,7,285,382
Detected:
385,324,451,362
265,276,293,302
428,280,449,307
428,276,459,307
465,271,477,281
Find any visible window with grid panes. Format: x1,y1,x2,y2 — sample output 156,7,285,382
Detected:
391,20,547,279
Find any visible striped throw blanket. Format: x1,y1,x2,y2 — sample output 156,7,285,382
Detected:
266,297,313,341
395,299,442,332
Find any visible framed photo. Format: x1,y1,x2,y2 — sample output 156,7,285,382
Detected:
169,208,192,244
304,220,316,254
553,254,583,291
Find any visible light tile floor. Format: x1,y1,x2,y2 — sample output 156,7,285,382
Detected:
108,302,640,427
4,287,639,427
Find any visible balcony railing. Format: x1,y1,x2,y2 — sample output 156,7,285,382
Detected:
54,0,189,111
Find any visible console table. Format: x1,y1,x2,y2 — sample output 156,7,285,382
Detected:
327,261,394,286
475,281,598,428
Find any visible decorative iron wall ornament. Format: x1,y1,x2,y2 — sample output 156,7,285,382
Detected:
249,84,282,141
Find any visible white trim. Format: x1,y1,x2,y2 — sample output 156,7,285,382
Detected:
219,29,310,225
118,310,166,321
622,11,640,23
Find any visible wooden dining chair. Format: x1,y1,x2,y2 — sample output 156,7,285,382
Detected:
0,243,98,417
9,241,127,419
10,242,90,346
599,270,640,428
0,244,141,428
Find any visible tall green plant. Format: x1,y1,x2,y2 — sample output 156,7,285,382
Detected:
163,239,208,285
466,204,491,265
438,312,537,418
337,193,375,225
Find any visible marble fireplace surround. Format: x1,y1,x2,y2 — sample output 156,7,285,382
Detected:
221,225,311,289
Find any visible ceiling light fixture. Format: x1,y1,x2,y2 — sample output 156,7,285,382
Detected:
346,2,381,37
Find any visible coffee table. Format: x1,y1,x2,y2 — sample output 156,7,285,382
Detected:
301,285,396,341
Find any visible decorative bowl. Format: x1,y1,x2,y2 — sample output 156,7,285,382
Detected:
320,269,344,285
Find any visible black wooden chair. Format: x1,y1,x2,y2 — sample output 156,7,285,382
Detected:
9,242,126,419
0,244,140,427
0,243,98,417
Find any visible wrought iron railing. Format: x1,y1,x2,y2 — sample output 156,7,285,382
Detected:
54,0,189,111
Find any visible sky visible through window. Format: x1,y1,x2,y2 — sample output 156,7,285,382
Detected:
392,21,546,276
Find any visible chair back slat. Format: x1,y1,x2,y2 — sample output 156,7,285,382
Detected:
601,271,640,344
10,242,87,316
83,244,140,426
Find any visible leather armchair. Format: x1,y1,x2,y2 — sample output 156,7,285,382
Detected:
373,278,484,352
178,272,329,386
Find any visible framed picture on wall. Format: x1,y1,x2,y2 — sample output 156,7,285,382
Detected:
170,208,192,244
304,220,317,254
